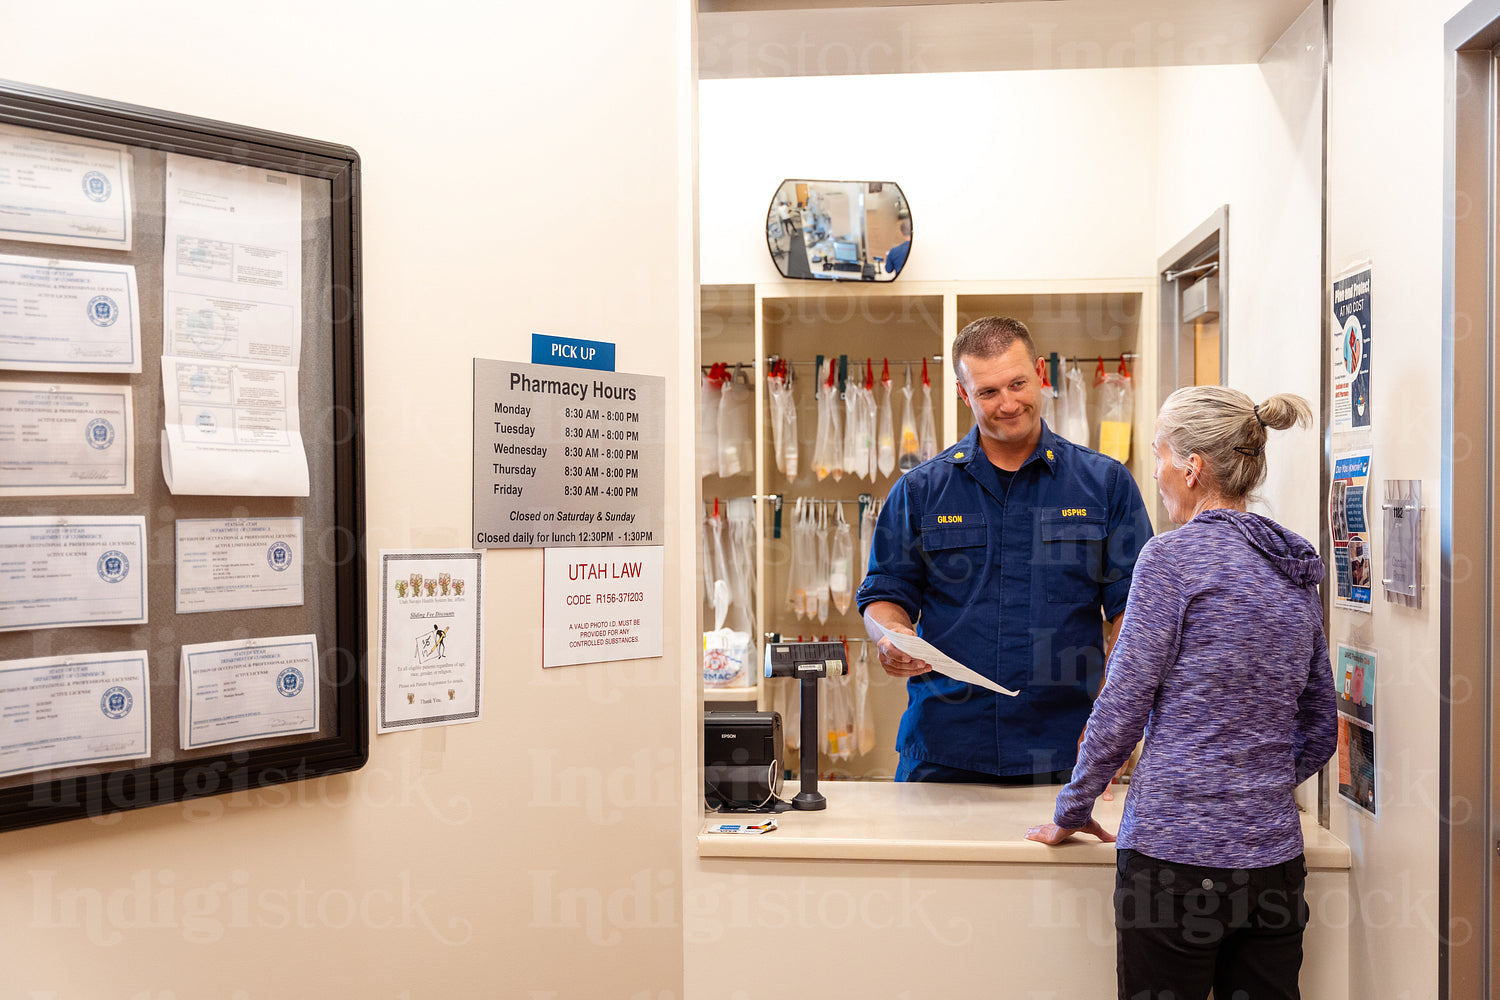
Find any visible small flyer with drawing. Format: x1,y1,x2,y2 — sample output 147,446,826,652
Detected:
378,549,483,733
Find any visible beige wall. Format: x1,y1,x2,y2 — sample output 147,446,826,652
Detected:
1326,0,1467,996
0,2,696,997
0,1,1470,996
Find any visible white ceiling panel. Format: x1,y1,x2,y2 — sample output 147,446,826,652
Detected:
699,0,1318,77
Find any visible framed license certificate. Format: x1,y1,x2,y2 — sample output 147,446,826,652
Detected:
0,80,366,832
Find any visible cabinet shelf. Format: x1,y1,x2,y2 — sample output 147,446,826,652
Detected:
700,278,1158,778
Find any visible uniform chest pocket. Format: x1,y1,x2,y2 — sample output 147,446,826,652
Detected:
1033,510,1107,603
920,514,988,587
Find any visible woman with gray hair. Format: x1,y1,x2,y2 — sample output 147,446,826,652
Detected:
1026,385,1338,1000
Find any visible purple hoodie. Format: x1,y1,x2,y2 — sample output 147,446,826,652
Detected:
1053,508,1338,868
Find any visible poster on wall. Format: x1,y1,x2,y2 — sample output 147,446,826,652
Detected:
1329,448,1373,612
1331,262,1372,432
1335,643,1375,729
377,549,483,733
1337,716,1376,815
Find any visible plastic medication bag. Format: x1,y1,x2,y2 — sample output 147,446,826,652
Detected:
1059,363,1090,446
813,359,840,481
842,379,866,479
717,367,753,478
703,503,730,630
877,360,896,477
829,504,854,615
824,658,855,762
703,627,751,688
858,497,878,594
700,366,724,478
724,497,755,636
813,501,830,624
785,497,814,619
918,358,937,462
1095,362,1133,463
1039,365,1057,430
898,366,921,472
766,359,798,480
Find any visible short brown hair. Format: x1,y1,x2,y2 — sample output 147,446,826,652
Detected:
953,316,1037,371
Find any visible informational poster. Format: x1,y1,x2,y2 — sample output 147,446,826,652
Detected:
542,545,664,667
472,358,664,549
378,550,483,733
1337,716,1376,815
1331,263,1372,432
1330,448,1373,612
1335,643,1376,729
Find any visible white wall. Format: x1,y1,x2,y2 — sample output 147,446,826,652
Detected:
700,69,1160,284
0,2,695,997
1155,2,1325,540
1325,1,1468,997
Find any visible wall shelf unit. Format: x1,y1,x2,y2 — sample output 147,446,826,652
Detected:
700,278,1158,780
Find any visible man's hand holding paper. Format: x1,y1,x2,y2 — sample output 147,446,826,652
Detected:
872,620,1018,696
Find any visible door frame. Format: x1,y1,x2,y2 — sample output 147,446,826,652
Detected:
1443,3,1500,995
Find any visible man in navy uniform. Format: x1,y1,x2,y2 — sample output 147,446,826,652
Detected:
858,316,1152,784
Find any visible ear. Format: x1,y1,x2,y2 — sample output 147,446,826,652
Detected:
954,378,971,406
1034,356,1047,381
1184,453,1205,485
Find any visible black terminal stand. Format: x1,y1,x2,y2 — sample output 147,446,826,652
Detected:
765,637,849,812
795,670,825,810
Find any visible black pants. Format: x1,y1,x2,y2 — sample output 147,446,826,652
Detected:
1114,849,1309,1000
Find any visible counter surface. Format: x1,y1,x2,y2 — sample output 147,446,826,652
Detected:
699,780,1351,869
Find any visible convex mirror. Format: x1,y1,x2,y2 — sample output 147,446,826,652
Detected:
766,179,910,282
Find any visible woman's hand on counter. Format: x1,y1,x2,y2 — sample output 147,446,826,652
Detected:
1024,818,1116,846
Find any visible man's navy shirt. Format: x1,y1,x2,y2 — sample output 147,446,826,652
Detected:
856,421,1153,776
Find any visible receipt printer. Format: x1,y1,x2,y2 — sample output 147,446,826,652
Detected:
704,711,784,811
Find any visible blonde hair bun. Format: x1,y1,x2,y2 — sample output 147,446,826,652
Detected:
1157,387,1311,500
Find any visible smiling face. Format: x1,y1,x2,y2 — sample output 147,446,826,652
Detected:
955,340,1047,459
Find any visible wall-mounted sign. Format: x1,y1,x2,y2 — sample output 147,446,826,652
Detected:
472,358,664,548
542,545,664,668
530,332,616,372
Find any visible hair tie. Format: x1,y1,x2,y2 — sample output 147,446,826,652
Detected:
1253,403,1268,428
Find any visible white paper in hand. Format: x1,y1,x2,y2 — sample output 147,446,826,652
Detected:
873,621,1018,696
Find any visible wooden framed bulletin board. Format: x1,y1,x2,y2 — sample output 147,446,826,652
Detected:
0,80,366,831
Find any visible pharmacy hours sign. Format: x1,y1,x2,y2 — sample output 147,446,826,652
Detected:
473,358,664,549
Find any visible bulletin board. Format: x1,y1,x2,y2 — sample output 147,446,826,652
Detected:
0,81,366,831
